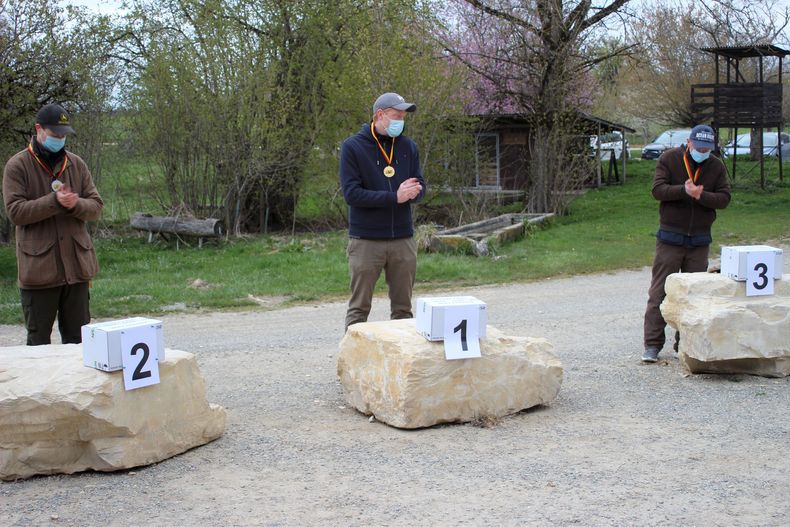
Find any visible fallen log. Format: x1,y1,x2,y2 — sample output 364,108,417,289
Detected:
130,213,225,239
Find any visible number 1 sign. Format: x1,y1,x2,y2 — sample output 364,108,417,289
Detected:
442,304,482,360
120,325,161,390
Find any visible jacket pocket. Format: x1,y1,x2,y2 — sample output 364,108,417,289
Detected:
72,231,99,280
17,239,59,287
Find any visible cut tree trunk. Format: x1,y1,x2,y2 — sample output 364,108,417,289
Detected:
130,213,225,238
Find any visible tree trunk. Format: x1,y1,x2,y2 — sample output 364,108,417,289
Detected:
130,213,225,237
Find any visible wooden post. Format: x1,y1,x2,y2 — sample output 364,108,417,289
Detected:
620,126,626,184
732,127,737,182
760,127,765,190
596,123,602,188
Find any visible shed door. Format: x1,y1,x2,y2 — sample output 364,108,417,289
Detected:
475,133,500,188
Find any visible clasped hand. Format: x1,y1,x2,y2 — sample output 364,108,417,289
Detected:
56,185,79,209
685,179,703,200
397,178,422,203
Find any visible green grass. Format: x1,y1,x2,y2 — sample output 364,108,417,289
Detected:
93,147,167,225
1,159,788,324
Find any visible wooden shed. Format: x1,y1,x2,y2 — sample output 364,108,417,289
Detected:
469,112,635,192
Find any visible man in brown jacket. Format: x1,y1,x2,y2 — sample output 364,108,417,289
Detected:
2,104,103,345
642,124,731,362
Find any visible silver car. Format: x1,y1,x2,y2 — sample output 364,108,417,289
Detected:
722,132,790,158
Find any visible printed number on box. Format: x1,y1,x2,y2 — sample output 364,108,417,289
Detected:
442,304,482,360
120,325,161,390
746,250,775,297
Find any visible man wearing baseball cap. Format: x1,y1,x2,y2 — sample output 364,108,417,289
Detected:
2,103,103,345
339,92,426,330
642,124,731,363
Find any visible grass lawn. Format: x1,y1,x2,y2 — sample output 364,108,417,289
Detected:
1,159,788,324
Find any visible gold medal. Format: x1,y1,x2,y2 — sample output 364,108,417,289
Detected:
51,179,64,192
371,122,398,178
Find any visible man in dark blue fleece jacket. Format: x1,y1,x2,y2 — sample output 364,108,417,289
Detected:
340,92,426,330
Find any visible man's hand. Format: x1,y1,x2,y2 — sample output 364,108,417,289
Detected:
685,179,704,200
396,178,422,203
56,185,79,209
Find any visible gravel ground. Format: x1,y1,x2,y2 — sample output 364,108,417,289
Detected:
1,264,789,526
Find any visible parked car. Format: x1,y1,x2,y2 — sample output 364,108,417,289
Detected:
641,129,692,160
722,132,790,158
590,131,629,161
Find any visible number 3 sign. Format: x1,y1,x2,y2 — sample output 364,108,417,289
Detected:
442,304,482,360
120,325,161,390
746,250,775,297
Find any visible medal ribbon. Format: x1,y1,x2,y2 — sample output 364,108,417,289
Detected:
683,149,700,184
370,121,395,166
27,142,69,181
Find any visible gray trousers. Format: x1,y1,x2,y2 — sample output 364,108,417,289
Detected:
643,241,709,350
20,282,91,346
345,237,417,330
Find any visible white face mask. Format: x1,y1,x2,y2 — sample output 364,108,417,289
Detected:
378,111,405,137
42,135,66,152
690,147,710,163
386,119,404,137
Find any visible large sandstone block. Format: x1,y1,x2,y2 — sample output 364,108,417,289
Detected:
0,345,226,480
337,319,563,428
661,272,790,377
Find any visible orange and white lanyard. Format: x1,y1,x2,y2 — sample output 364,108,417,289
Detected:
370,121,395,165
27,142,69,181
683,149,700,184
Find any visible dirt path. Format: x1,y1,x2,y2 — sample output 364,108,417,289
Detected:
1,265,789,526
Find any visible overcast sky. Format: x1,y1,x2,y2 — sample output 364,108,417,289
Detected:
65,0,126,15
63,0,790,29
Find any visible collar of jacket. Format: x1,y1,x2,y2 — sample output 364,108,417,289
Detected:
360,122,395,147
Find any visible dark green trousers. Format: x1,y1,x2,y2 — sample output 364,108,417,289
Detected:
20,282,90,346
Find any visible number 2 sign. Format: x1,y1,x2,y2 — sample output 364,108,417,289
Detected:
746,250,775,297
442,304,482,360
120,325,161,390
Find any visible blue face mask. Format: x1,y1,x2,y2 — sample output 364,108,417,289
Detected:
690,148,710,163
386,119,404,138
42,135,66,153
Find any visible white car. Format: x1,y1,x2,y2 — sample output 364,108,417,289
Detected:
722,132,790,158
641,129,692,160
590,131,629,161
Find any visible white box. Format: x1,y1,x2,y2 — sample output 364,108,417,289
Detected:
721,245,783,281
416,296,487,341
82,317,164,372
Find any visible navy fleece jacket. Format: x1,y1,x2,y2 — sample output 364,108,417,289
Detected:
340,123,426,239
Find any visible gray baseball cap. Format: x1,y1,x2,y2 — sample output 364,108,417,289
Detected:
373,92,416,114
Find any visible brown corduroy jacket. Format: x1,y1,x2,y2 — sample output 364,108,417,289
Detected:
3,144,103,289
652,146,731,237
